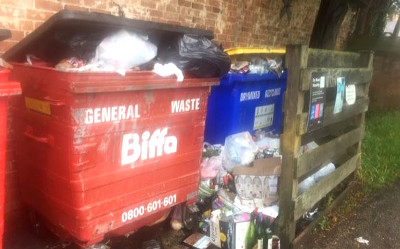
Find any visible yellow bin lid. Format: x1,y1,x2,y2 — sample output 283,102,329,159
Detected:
225,47,286,55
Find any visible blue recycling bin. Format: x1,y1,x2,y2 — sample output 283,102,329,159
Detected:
204,72,287,144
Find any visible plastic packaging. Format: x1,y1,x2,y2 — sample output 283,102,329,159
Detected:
170,205,183,231
157,34,231,78
313,163,336,182
203,143,223,158
200,156,223,180
222,132,259,172
152,62,184,81
298,176,316,195
92,30,157,75
255,136,280,150
300,141,319,155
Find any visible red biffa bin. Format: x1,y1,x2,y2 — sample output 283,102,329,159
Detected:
0,68,21,247
4,11,218,247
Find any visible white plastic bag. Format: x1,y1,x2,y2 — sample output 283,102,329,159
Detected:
222,132,258,172
93,30,157,75
313,163,335,182
298,175,316,195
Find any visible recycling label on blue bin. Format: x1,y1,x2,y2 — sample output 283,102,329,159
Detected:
253,104,274,130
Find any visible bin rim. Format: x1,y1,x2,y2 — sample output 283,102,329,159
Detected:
0,68,21,96
224,47,286,56
10,62,219,93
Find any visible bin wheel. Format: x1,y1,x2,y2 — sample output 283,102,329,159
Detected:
182,205,198,231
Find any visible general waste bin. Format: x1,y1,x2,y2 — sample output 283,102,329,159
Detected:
204,72,287,144
3,10,218,247
0,69,21,248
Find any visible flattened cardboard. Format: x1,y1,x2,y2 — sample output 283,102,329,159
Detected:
232,157,281,176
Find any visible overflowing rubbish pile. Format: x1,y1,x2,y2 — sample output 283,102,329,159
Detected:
175,131,281,249
228,51,284,77
23,30,230,78
178,131,338,249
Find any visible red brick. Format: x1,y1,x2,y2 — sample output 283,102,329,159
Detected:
205,18,216,27
26,9,54,21
206,0,219,7
192,3,204,10
60,0,81,5
1,0,19,6
166,5,178,13
82,0,107,9
1,0,34,7
0,6,27,19
148,9,163,18
164,11,178,20
212,6,220,13
178,0,191,7
64,4,89,12
141,0,157,9
9,30,24,41
19,20,35,31
205,12,217,19
35,0,63,11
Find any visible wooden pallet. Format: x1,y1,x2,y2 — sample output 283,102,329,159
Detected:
278,45,373,249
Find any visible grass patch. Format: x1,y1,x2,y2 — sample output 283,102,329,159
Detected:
359,110,400,192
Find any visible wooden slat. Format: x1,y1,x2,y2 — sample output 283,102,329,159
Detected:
294,154,360,221
292,181,356,249
300,68,372,91
298,98,369,135
301,115,360,145
279,44,308,249
323,98,369,127
296,127,363,179
307,49,361,68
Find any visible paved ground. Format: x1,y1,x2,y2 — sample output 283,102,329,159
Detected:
5,179,400,249
4,218,190,249
300,178,400,249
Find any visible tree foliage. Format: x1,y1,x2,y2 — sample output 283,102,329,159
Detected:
310,0,400,49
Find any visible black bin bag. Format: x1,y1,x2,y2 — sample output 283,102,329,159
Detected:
158,34,231,78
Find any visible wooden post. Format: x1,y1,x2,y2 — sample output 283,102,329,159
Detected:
356,50,374,170
279,44,308,249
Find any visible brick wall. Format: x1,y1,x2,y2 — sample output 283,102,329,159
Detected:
370,55,400,110
0,0,326,55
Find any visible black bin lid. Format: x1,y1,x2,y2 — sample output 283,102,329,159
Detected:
2,10,214,64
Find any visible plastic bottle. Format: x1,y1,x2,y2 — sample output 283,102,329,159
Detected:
245,210,257,249
256,213,265,249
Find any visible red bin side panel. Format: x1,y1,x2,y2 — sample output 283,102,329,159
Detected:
10,64,217,246
0,69,21,249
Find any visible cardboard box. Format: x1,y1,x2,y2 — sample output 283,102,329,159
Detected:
233,157,281,207
219,216,250,249
210,209,222,247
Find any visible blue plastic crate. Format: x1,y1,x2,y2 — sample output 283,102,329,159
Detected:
204,72,287,144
